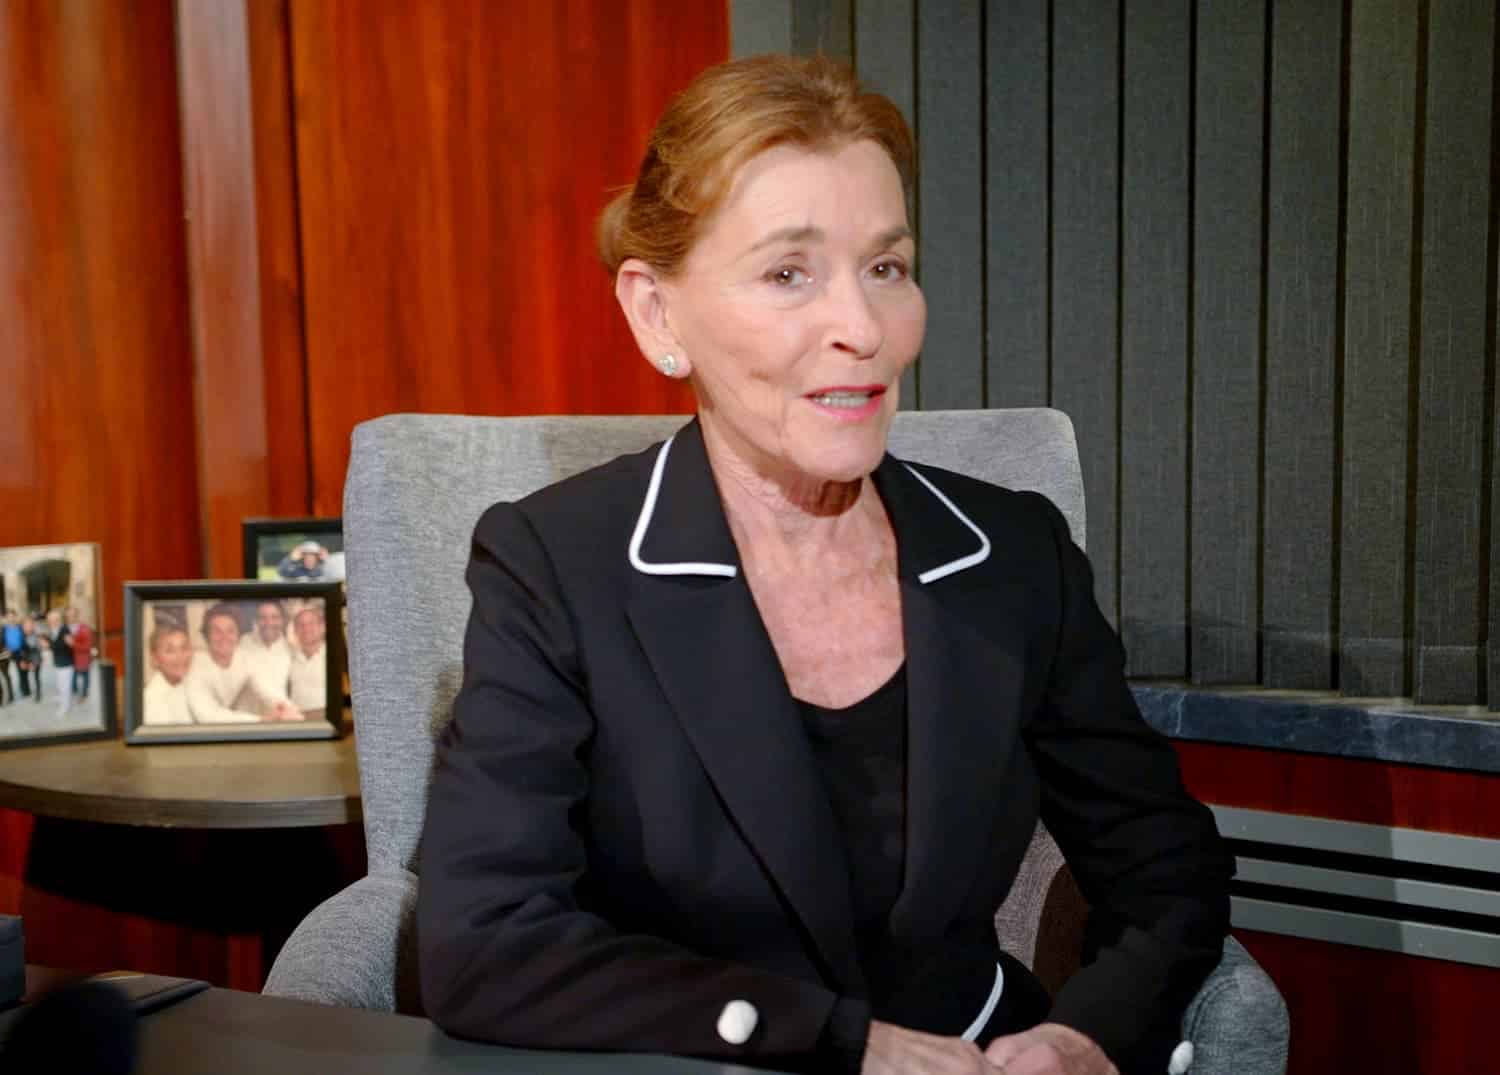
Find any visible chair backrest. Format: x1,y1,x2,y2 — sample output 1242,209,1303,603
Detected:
343,409,1083,873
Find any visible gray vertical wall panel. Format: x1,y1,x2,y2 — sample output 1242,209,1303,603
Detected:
855,0,915,119
1191,0,1266,684
1119,0,1191,676
985,0,1049,409
916,0,985,409
1052,0,1121,620
731,0,794,58
855,0,919,409
1340,0,1419,698
1262,0,1342,689
1412,0,1494,704
793,0,854,62
1493,222,1500,711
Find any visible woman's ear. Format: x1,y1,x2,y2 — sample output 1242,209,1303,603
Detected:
615,259,691,378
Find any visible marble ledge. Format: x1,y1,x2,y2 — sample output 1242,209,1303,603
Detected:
1131,682,1500,776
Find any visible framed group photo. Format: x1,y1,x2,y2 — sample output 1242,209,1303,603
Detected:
242,517,344,583
0,541,116,750
124,581,344,745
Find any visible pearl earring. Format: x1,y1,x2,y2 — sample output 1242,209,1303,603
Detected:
658,354,679,376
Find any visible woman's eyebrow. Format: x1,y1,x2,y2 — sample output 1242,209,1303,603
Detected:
743,225,823,255
870,225,914,248
742,224,914,258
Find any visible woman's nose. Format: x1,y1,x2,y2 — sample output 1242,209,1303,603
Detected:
827,274,884,358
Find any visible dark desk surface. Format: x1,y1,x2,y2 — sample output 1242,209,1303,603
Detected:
0,736,361,828
137,988,786,1075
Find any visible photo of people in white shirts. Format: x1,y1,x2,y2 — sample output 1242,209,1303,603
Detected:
138,596,330,729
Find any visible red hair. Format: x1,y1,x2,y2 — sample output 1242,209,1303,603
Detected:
597,54,915,277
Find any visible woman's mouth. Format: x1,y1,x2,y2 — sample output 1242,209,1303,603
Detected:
805,386,886,418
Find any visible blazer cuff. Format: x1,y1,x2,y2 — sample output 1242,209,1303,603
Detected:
1043,926,1178,1062
818,996,871,1075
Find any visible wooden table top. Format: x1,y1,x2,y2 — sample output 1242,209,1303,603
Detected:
0,734,361,829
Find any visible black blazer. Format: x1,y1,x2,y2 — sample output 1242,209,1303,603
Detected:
418,419,1231,1069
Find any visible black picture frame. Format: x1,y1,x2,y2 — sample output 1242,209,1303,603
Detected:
0,541,112,750
0,661,118,752
124,580,345,745
240,517,344,583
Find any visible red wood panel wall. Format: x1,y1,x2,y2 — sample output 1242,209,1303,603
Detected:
0,0,725,991
1175,740,1500,839
289,0,711,513
0,0,201,644
176,0,311,578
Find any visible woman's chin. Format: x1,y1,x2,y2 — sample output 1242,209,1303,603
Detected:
790,437,888,486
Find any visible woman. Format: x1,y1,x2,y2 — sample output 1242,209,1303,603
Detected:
68,608,94,701
418,55,1231,1075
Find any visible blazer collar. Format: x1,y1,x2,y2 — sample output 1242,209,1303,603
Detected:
628,419,992,585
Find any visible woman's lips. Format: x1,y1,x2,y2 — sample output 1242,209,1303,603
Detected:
804,385,886,419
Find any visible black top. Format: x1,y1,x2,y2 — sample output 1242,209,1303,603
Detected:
797,666,909,1073
49,626,73,667
796,665,908,955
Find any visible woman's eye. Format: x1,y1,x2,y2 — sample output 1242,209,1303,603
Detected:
870,259,909,281
767,266,809,287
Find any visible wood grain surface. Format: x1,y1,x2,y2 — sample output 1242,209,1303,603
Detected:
0,0,200,659
289,0,718,515
1237,927,1497,1075
1175,739,1500,838
0,736,359,829
176,0,311,577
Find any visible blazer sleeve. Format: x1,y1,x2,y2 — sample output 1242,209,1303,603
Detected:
1018,492,1234,1064
418,502,858,1069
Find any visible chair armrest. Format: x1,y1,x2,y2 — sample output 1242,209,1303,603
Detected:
263,870,421,1014
994,823,1070,977
1181,936,1289,1075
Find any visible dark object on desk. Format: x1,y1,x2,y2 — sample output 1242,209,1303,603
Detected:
90,972,210,1016
0,979,138,1074
0,916,21,1010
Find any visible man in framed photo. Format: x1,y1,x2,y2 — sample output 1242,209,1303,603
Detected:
278,542,331,582
46,609,73,715
1,612,21,703
240,599,294,715
185,603,303,724
288,604,328,720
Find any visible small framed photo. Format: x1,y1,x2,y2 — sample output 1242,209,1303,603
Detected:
241,518,344,583
0,542,115,750
124,581,344,745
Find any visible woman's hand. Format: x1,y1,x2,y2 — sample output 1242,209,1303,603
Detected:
983,1023,1118,1075
861,1020,1000,1074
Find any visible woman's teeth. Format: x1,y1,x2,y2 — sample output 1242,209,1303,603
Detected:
810,391,875,407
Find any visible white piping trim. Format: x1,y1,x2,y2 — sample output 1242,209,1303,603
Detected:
628,435,738,578
902,463,992,584
960,962,1005,1042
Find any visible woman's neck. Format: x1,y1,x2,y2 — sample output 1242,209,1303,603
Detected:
700,418,883,566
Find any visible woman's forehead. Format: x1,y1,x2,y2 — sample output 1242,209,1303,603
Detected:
704,141,909,251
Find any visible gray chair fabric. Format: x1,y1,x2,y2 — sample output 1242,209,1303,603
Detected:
264,409,1286,1075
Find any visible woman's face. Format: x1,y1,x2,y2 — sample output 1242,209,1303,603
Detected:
658,139,925,485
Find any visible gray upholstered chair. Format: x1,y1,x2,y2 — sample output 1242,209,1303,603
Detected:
264,410,1288,1074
